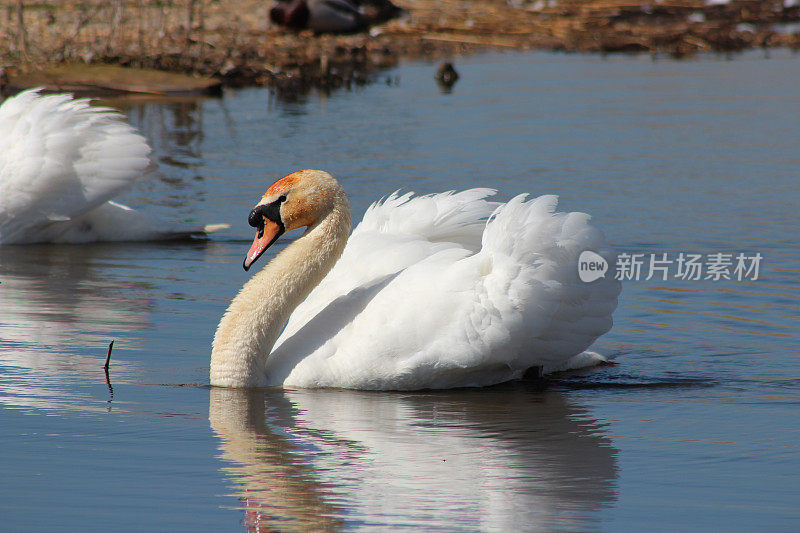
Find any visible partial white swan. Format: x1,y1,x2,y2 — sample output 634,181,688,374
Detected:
211,169,620,390
0,89,226,244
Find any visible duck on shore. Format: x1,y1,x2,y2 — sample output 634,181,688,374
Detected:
269,0,404,34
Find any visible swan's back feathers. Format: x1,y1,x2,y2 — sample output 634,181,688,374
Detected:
357,188,500,251
271,190,620,389
0,89,151,244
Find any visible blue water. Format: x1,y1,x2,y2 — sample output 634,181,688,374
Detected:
1,50,799,531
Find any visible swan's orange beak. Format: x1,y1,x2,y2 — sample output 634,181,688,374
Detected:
243,219,283,271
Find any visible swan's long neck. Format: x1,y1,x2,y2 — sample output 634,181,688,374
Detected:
211,191,351,387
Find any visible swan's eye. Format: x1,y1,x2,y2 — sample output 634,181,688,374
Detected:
279,195,287,203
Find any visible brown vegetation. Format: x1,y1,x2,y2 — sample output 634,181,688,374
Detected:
1,0,799,93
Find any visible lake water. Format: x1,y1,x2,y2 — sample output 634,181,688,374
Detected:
1,50,799,531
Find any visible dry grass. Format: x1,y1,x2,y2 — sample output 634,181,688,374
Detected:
1,0,799,89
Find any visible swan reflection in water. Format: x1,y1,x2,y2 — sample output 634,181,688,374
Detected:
210,385,618,532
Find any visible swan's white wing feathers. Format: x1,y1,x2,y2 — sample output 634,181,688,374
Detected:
0,89,150,244
479,195,620,365
272,192,620,389
356,187,499,250
275,189,500,344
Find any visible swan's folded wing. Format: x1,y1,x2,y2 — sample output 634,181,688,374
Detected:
273,189,500,348
0,89,151,244
280,194,620,389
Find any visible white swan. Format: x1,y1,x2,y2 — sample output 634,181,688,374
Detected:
0,89,226,244
211,169,620,390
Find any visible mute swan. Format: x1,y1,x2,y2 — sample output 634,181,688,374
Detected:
0,89,226,245
211,170,620,390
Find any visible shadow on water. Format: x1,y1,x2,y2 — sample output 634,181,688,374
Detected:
210,384,619,532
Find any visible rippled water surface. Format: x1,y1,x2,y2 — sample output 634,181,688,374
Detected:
2,51,799,531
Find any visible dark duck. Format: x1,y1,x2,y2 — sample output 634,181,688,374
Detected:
269,0,404,34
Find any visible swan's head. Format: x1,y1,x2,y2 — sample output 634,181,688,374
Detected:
243,169,344,271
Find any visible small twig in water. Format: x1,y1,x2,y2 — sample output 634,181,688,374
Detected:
104,340,114,371
104,341,115,404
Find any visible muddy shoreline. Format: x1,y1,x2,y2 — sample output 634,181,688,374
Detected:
2,0,799,94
